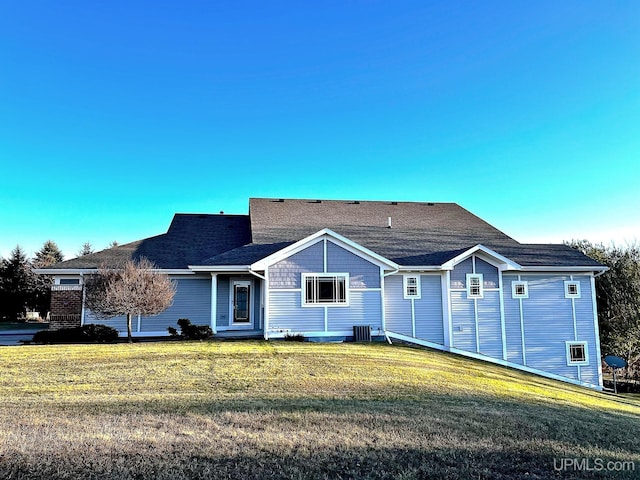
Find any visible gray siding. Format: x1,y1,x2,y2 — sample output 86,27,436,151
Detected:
475,258,499,288
327,290,382,331
327,241,380,288
450,258,472,289
383,275,412,336
216,276,230,328
520,275,577,380
85,276,212,334
414,275,444,344
573,276,599,385
476,290,502,358
502,275,524,365
140,277,211,332
451,291,477,352
268,290,324,332
269,242,323,289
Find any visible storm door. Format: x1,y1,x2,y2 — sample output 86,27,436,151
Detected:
232,280,252,326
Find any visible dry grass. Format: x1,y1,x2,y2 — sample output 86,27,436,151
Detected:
0,340,639,479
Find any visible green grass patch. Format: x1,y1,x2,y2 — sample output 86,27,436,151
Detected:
1,341,638,479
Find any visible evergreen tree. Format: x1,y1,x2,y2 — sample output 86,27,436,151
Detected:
78,242,94,256
32,240,65,318
0,246,35,321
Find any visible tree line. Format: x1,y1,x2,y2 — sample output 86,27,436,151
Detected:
0,241,98,321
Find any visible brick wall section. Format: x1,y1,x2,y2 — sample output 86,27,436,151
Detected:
50,287,83,330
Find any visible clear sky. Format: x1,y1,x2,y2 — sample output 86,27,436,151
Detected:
1,1,638,260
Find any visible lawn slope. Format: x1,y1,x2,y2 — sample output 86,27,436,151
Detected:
0,341,638,479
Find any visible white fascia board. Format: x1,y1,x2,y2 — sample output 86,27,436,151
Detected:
151,269,195,275
519,266,608,274
441,244,522,271
251,228,399,270
396,266,443,272
189,265,251,272
33,268,98,275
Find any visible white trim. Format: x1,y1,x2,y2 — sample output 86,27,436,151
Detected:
441,245,521,271
566,341,589,366
301,273,350,307
402,275,421,299
380,270,387,332
189,265,250,272
511,280,529,299
211,273,218,334
520,266,607,273
34,268,98,275
518,274,527,366
264,266,270,340
442,271,452,348
590,275,603,387
267,330,373,338
323,238,328,273
384,331,601,390
251,228,399,271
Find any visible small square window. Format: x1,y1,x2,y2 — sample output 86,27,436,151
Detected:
564,281,581,298
511,281,528,299
466,274,483,299
566,341,589,365
403,275,421,299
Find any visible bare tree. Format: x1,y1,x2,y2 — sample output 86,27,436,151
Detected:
84,258,176,342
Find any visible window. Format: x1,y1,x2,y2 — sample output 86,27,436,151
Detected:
58,278,80,285
566,341,589,366
403,275,421,299
564,281,581,298
302,273,349,306
466,274,483,299
511,281,528,299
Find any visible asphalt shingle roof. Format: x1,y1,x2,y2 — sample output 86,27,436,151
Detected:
44,198,603,270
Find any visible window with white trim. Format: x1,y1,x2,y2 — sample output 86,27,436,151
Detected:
511,281,528,299
466,274,483,299
564,281,581,298
302,273,349,306
57,278,80,285
566,341,589,366
403,275,421,299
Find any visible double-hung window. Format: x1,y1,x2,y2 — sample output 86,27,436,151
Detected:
403,275,421,299
302,273,349,306
466,274,484,299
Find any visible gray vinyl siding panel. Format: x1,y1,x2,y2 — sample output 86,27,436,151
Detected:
450,258,472,289
476,290,502,358
383,275,412,336
268,290,324,332
326,241,380,288
414,275,444,344
140,277,211,331
84,311,128,334
269,242,324,289
216,276,230,328
451,291,477,352
573,276,599,385
520,275,577,380
502,275,524,365
327,290,382,331
475,258,499,288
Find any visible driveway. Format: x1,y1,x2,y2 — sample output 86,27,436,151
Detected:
0,325,48,346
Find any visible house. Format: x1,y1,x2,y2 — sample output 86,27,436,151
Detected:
38,198,607,389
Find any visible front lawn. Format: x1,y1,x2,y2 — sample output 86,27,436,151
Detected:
0,341,638,479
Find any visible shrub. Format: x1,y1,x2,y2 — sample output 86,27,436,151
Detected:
284,333,305,342
32,324,119,344
172,318,213,340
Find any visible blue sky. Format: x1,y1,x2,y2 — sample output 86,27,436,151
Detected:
1,1,638,260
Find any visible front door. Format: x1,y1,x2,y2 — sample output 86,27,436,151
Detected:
232,280,252,327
